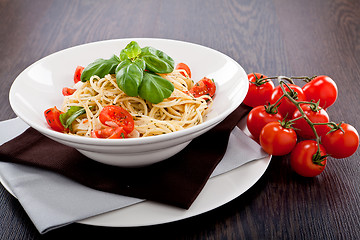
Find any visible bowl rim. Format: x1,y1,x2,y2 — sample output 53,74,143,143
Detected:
9,38,248,146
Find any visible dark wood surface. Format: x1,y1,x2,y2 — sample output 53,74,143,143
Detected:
1,0,359,239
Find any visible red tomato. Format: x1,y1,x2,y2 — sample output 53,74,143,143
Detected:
175,63,191,78
247,105,283,140
302,75,337,109
189,77,216,98
290,140,327,177
74,66,84,83
321,123,359,159
99,105,134,134
291,104,330,139
259,121,297,156
62,87,76,96
92,127,127,139
44,107,65,132
270,83,306,117
243,73,275,108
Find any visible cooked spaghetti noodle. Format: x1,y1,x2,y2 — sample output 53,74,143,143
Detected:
61,69,213,137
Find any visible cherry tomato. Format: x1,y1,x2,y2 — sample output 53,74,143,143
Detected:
270,83,306,117
99,105,134,134
74,66,84,83
243,73,275,108
302,75,337,109
62,87,76,96
189,77,216,98
321,123,359,159
44,107,65,132
92,127,127,139
291,104,330,139
259,121,297,156
290,140,327,177
247,105,283,140
175,63,191,78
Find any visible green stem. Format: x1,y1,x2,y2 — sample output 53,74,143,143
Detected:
278,79,322,154
270,93,285,108
287,115,304,124
288,76,317,82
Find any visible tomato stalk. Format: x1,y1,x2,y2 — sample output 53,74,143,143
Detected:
287,75,317,83
264,103,280,114
250,73,271,87
312,121,344,133
278,81,316,129
311,149,328,166
267,79,298,110
260,76,295,85
277,79,326,165
269,93,285,107
269,77,345,138
263,75,317,83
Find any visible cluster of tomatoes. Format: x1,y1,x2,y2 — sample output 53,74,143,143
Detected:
243,73,359,177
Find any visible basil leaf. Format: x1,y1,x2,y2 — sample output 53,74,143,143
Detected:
119,49,129,61
138,72,174,104
140,46,175,73
134,58,146,71
81,54,120,82
123,41,142,59
59,106,87,128
115,59,132,73
116,62,143,97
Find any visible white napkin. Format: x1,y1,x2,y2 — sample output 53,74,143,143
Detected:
0,117,267,233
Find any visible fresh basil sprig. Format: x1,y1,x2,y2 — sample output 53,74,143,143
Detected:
80,41,175,104
59,106,87,129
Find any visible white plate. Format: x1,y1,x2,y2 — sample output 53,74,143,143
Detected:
0,116,271,227
78,116,271,227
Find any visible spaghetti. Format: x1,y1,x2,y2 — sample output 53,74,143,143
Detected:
61,70,213,138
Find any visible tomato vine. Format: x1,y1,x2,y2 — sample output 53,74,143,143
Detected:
244,73,359,177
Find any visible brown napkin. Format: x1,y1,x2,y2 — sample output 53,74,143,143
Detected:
0,104,251,209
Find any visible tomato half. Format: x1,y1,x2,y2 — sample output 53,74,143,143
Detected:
270,83,306,117
291,104,330,139
321,123,359,159
99,105,134,134
247,105,283,140
62,87,76,96
243,73,274,108
189,77,216,98
44,107,65,132
259,121,297,156
175,63,191,78
92,127,127,139
290,140,327,177
302,75,337,109
74,66,84,83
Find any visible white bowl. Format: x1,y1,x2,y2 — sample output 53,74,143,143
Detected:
9,38,248,167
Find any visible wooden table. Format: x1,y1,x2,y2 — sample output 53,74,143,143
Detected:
1,0,359,239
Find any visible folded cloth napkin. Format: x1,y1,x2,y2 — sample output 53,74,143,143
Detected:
0,104,268,233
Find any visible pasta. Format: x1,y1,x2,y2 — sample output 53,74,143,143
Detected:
61,70,213,138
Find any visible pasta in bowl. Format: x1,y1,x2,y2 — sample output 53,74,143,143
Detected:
59,69,214,138
9,38,248,167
